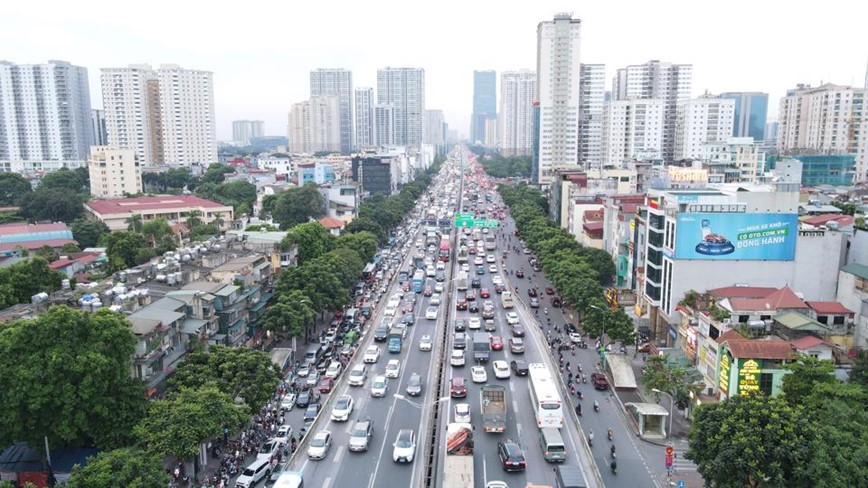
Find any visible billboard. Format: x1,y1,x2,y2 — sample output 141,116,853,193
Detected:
674,213,798,261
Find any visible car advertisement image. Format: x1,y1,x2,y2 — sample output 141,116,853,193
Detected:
674,213,798,260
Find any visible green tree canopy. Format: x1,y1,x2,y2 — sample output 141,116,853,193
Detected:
262,290,315,339
849,349,868,388
102,231,145,271
0,173,33,205
343,216,385,243
67,447,169,488
0,307,146,449
272,183,326,229
780,354,836,405
21,187,84,223
71,219,110,248
642,353,705,410
283,221,334,264
0,257,64,309
39,168,86,193
480,154,532,178
334,230,379,263
140,217,173,249
199,164,233,185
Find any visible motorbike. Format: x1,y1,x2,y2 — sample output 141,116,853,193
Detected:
588,433,594,446
593,401,600,412
611,459,617,474
607,429,614,441
582,374,587,384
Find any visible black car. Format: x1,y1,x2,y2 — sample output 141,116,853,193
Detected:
402,313,415,325
295,390,316,408
511,325,525,337
374,325,389,342
497,440,526,472
471,278,482,288
453,332,467,349
510,360,529,376
303,403,321,422
529,297,540,308
469,302,479,313
453,319,466,332
435,271,446,282
515,269,525,278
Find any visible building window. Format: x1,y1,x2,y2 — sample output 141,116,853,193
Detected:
738,315,749,323
759,373,774,396
833,315,845,325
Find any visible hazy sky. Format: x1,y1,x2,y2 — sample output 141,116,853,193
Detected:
4,0,866,141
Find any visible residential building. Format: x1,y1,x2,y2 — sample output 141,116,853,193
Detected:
603,99,665,167
354,87,374,148
836,263,868,347
720,92,768,141
296,162,335,185
601,194,646,287
101,64,216,166
91,109,108,147
716,330,793,399
613,60,693,163
87,145,143,197
498,70,536,157
232,120,264,146
310,69,354,152
0,60,94,172
287,96,341,154
372,104,396,146
351,155,398,196
536,13,583,184
484,118,498,148
319,216,345,236
764,121,779,146
579,64,606,170
701,137,765,184
84,194,234,231
471,70,497,145
423,109,445,146
376,67,425,146
674,95,735,161
255,156,292,177
319,183,358,221
0,222,76,257
549,167,637,230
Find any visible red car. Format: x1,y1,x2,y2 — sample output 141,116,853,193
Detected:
423,286,433,297
468,247,477,255
490,336,504,351
591,373,610,391
465,291,476,301
545,287,554,295
450,377,467,398
318,376,335,394
456,299,468,311
480,288,491,298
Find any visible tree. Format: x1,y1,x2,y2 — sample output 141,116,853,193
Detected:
0,257,64,309
140,217,172,248
185,210,203,229
34,244,59,262
20,187,84,223
0,173,33,205
169,346,282,410
0,307,147,449
126,214,143,233
642,353,705,410
199,164,233,185
60,242,81,254
39,168,85,193
71,219,109,248
103,231,144,271
343,216,385,243
262,290,315,340
849,349,868,388
67,447,169,488
780,354,836,405
164,167,193,189
272,183,326,229
687,393,814,487
283,221,334,264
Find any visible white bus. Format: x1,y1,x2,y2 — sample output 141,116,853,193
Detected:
528,363,564,429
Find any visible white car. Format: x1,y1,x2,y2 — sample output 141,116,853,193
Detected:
307,431,332,460
486,254,496,263
385,359,401,379
419,334,432,351
461,263,470,272
325,361,342,379
280,393,296,412
430,293,441,305
348,365,367,386
257,440,280,462
474,257,484,265
437,261,446,270
471,366,487,383
391,291,404,301
274,425,293,445
468,317,481,330
453,403,472,423
450,349,465,367
363,345,380,364
392,429,416,463
434,282,444,293
506,312,519,325
425,306,438,320
492,360,511,379
488,264,497,273
569,332,584,344
370,375,388,398
492,275,503,285
384,304,397,317
330,395,354,422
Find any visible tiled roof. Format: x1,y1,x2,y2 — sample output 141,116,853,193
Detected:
807,301,853,315
49,258,74,269
841,263,868,280
774,311,828,332
716,329,747,344
0,238,77,253
791,335,829,350
728,286,808,311
319,217,345,229
724,339,794,360
0,222,69,236
801,214,854,227
709,286,778,299
583,210,604,221
85,195,230,215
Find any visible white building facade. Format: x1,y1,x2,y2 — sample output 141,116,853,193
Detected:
286,96,340,154
701,137,765,184
354,87,374,149
579,64,606,170
603,99,665,166
372,104,397,146
675,95,735,160
88,145,142,197
423,109,445,146
498,70,536,157
376,68,425,147
232,120,264,146
310,68,354,152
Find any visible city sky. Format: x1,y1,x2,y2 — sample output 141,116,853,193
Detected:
5,0,866,141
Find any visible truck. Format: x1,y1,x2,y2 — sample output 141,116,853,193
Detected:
484,235,496,251
456,272,468,292
472,332,491,362
388,325,405,353
501,291,515,309
480,384,506,433
411,270,425,293
442,423,474,488
457,246,468,264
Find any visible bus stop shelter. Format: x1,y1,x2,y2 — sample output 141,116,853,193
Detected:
625,402,669,438
605,353,638,389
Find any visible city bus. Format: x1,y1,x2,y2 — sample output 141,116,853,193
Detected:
528,363,564,429
412,269,425,293
439,237,451,262
484,235,496,251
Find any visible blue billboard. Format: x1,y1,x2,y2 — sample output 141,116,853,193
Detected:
674,213,798,261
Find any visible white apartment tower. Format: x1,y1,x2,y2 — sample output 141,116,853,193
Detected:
231,120,264,146
423,109,445,146
536,13,583,184
674,95,735,160
377,68,425,147
87,145,142,197
613,60,692,163
603,99,665,166
0,60,94,172
310,69,353,152
101,64,216,166
354,87,374,148
372,104,397,146
579,64,605,170
498,70,536,157
286,96,340,154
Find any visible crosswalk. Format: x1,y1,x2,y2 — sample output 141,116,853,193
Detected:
669,447,697,472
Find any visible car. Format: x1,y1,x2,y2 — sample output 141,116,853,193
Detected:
370,375,388,398
506,312,519,325
406,373,423,396
492,360,511,379
450,377,467,398
591,372,610,390
274,425,292,446
296,364,311,378
425,306,439,320
402,312,415,325
515,269,525,278
476,266,485,275
280,393,296,411
487,254,496,263
401,301,414,313
465,290,476,301
317,376,335,394
484,318,496,331
330,395,354,422
430,294,441,305
527,288,537,297
392,429,417,463
385,359,401,379
363,345,380,364
453,403,472,423
471,366,488,383
434,282,444,293
485,481,510,488
401,282,410,292
419,334,432,351
480,288,491,298
437,261,446,270
325,361,342,379
257,440,280,462
497,440,526,472
474,257,484,265
435,271,446,282
453,332,467,349
468,317,482,330
348,365,367,386
307,431,332,460
450,349,466,367
295,390,317,408
467,246,476,254
488,264,497,273
509,337,525,354
511,325,525,337
490,335,504,351
510,360,529,376
340,343,353,356
348,419,374,452
374,325,389,342
569,332,584,344
471,278,482,288
461,263,470,272
529,297,540,308
305,372,320,388
545,286,555,295
303,403,321,423
494,283,506,293
454,319,467,332
470,301,481,313
523,247,532,254
423,286,433,297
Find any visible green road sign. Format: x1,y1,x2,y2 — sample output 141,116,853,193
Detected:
454,217,499,228
454,217,474,228
475,219,500,228
456,212,475,219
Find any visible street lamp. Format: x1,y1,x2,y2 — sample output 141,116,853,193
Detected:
393,394,451,410
652,388,674,440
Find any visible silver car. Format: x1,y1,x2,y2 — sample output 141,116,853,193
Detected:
307,430,332,460
348,419,374,452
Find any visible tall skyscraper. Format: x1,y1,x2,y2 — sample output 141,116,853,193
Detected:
579,64,605,169
376,68,425,147
372,104,396,146
613,60,692,163
286,96,340,154
603,99,665,166
91,109,108,147
354,87,374,148
101,64,216,166
232,120,264,146
720,92,768,141
0,60,94,172
498,70,536,157
536,13,583,184
423,109,445,146
471,70,497,145
310,69,353,152
674,95,736,160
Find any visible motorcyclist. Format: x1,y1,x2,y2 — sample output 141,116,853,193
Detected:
588,431,594,445
593,400,600,411
607,428,614,440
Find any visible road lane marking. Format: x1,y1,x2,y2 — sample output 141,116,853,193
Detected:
333,445,345,464
367,397,397,488
509,382,515,393
322,477,332,488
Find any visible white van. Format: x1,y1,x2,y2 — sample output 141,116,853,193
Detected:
235,458,271,488
501,291,514,309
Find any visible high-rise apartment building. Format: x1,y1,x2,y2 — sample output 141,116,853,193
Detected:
764,121,779,145
101,64,216,166
372,104,396,146
603,99,665,166
377,68,425,147
536,13,583,184
498,70,536,157
87,145,142,197
310,69,353,152
613,60,692,163
720,92,768,142
286,96,340,154
484,118,498,148
91,109,108,147
471,70,497,145
354,87,374,148
423,109,445,146
579,64,605,170
0,60,94,172
231,120,264,146
674,95,735,160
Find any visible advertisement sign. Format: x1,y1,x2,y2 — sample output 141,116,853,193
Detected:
737,358,762,395
718,352,731,398
668,167,708,185
674,213,798,261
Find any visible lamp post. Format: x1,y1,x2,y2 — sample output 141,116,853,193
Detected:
589,304,609,366
652,388,674,440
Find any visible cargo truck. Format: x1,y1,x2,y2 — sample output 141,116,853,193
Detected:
481,385,506,433
388,327,403,353
442,423,474,488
